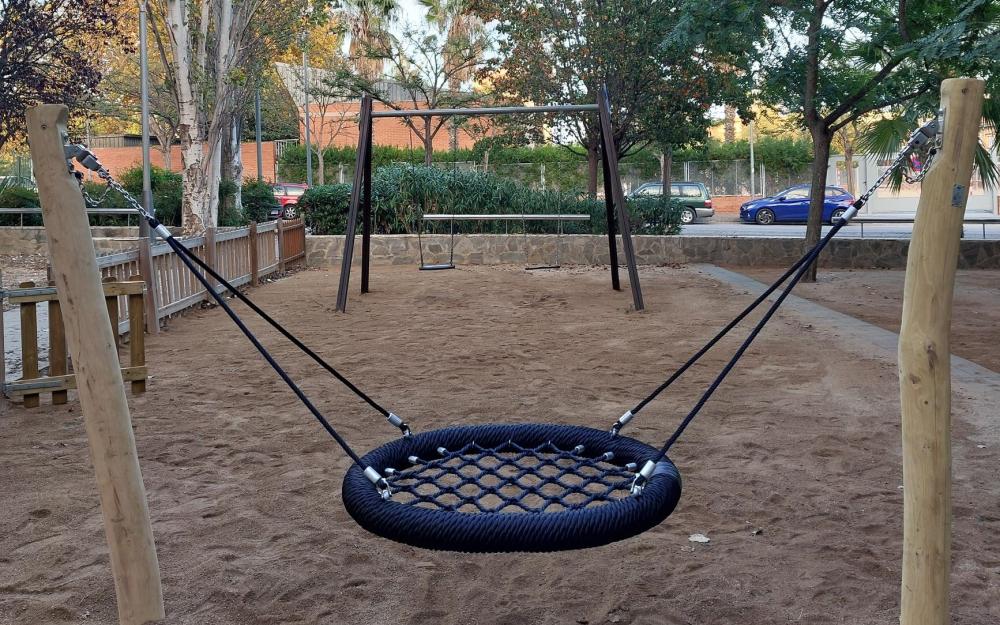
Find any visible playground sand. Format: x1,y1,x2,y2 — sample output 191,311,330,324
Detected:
2,264,997,624
738,267,1000,374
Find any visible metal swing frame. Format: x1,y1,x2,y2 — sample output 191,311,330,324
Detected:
334,85,645,312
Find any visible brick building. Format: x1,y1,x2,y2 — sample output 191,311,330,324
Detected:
274,62,481,153
79,137,279,181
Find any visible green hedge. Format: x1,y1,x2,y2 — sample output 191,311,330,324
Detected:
1,168,275,228
298,165,684,236
277,137,816,188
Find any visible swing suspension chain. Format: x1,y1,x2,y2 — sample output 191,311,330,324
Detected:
622,117,940,491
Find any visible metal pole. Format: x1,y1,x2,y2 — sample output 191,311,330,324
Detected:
302,37,313,187
138,0,153,239
749,120,756,197
255,88,263,180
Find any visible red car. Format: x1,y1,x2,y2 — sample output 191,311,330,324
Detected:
270,183,308,219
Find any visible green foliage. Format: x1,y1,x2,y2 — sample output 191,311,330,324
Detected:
117,166,184,226
299,184,353,235
299,165,683,236
241,178,281,223
0,185,41,226
217,179,241,227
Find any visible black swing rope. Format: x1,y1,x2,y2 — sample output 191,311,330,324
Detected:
618,117,940,487
67,114,937,502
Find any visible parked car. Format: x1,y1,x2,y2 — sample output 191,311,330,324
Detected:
270,183,308,219
739,184,855,225
629,181,714,224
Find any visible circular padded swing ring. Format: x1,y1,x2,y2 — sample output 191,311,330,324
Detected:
342,423,682,552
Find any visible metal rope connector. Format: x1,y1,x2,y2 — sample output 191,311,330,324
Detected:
386,412,412,437
610,410,634,436
630,460,656,496
364,466,392,500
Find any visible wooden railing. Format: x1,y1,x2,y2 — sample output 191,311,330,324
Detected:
3,278,147,407
95,218,306,332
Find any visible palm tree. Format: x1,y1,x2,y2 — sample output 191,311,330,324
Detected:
419,0,486,84
859,93,999,193
343,0,399,80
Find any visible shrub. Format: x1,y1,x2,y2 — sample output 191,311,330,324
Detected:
300,165,683,236
241,178,280,223
628,196,685,235
298,184,352,234
116,165,184,226
0,185,41,226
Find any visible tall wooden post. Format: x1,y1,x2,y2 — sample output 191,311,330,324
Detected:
597,85,644,310
276,219,286,273
204,226,218,293
335,94,373,312
361,103,373,294
898,78,983,625
26,104,164,625
137,237,159,335
248,221,260,286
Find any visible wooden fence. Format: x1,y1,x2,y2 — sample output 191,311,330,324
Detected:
4,278,147,407
96,218,305,332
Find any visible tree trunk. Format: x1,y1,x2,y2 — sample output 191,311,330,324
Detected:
661,146,673,197
724,105,737,144
230,117,243,213
424,118,433,166
803,125,832,282
316,147,325,185
844,141,855,197
587,144,599,198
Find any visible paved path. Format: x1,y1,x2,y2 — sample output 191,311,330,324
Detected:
696,263,1000,445
684,221,1000,240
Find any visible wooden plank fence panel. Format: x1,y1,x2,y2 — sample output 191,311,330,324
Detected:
19,281,40,408
47,289,68,405
128,274,146,394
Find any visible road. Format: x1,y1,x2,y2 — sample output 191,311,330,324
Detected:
681,220,1000,240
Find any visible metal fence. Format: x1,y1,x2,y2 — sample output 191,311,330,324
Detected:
278,158,814,198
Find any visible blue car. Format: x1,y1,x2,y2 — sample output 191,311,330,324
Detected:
740,185,855,225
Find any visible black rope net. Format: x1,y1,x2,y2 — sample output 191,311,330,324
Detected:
385,441,634,514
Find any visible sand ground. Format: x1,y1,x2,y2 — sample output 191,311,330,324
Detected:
1,264,997,625
737,267,1000,373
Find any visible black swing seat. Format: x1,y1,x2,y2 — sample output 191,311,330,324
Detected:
342,423,681,552
419,262,456,271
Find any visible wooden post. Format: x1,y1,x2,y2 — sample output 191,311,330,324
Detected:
898,78,984,625
19,281,40,408
597,85,644,310
103,277,121,348
248,221,260,286
127,274,146,395
276,219,286,273
361,106,373,294
26,104,164,625
204,227,218,294
137,237,159,335
48,281,69,405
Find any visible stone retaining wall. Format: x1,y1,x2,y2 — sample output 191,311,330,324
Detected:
306,234,1000,270
1,227,176,255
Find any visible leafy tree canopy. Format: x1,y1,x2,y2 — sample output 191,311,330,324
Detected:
0,0,131,150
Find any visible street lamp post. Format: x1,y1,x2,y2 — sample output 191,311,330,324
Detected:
302,34,313,187
138,0,154,238
255,88,263,180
